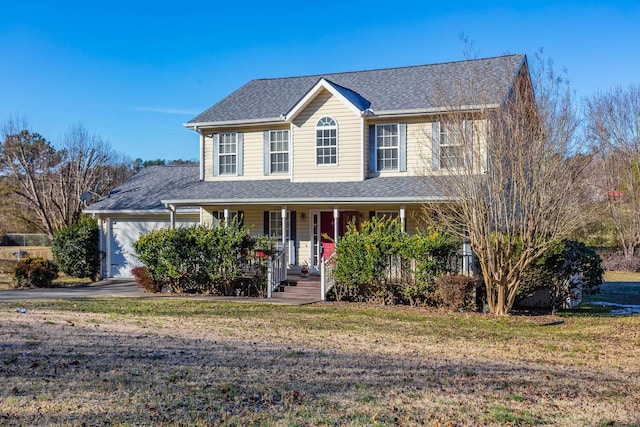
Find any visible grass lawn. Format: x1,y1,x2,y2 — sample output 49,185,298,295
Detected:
1,299,638,426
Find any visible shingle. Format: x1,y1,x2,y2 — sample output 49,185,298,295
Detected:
188,54,525,124
84,165,451,212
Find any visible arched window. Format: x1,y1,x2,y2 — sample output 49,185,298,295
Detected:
316,117,337,165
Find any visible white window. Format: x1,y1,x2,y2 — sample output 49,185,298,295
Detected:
215,211,240,227
316,117,337,165
432,120,473,171
268,211,290,239
213,132,243,176
269,130,289,174
218,133,237,175
440,123,465,170
376,124,399,171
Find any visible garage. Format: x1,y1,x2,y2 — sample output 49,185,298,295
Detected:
105,217,198,279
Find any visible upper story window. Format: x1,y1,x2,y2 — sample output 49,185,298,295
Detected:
264,130,289,175
376,124,399,171
440,123,464,169
431,120,472,171
213,132,243,176
316,117,337,165
368,123,407,173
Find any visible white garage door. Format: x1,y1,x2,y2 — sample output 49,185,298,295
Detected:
109,219,197,278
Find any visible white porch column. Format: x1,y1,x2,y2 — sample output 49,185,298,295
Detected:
169,204,176,229
224,207,230,227
400,205,406,232
281,206,287,248
106,218,112,278
333,206,339,244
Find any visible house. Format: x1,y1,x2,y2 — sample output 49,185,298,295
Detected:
85,54,530,284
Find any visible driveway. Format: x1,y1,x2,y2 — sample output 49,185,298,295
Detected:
0,279,318,305
0,279,144,301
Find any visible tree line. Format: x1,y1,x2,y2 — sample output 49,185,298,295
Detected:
0,116,195,237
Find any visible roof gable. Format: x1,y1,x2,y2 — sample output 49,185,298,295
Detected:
285,78,371,121
186,54,527,127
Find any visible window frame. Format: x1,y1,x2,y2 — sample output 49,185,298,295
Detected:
315,116,338,166
217,132,237,176
439,122,465,170
375,124,400,172
269,130,289,174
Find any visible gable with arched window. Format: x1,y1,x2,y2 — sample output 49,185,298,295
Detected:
315,116,337,165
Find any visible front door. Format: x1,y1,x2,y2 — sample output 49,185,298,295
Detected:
311,211,361,268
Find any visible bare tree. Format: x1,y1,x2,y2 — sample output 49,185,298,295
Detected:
585,84,640,258
1,118,127,237
424,53,589,315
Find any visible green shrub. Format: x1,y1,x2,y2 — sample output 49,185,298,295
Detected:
13,257,59,288
519,239,604,311
131,266,162,293
331,217,461,305
52,217,100,280
133,224,253,294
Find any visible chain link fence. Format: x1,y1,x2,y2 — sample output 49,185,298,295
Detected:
1,233,52,247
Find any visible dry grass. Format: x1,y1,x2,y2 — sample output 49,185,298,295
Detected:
0,299,639,426
604,271,640,282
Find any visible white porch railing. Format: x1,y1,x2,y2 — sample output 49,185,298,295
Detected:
320,252,336,301
266,248,287,298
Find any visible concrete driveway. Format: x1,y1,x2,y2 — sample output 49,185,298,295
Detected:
0,279,144,301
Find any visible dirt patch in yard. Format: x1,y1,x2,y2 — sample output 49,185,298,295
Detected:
0,301,638,426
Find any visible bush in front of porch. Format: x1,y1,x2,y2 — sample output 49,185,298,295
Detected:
330,217,466,306
133,225,277,295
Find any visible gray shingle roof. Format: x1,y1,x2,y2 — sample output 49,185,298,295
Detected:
84,165,451,213
188,54,526,125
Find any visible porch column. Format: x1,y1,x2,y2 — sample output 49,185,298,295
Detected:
224,207,230,227
333,206,339,244
400,205,406,233
106,218,112,278
168,204,176,229
281,206,287,248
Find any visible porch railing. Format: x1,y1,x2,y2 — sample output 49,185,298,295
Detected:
266,248,287,298
320,252,336,301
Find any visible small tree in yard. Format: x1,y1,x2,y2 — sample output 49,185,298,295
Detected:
425,52,590,315
585,84,640,259
52,216,101,280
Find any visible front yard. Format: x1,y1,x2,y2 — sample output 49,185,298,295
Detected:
1,299,638,426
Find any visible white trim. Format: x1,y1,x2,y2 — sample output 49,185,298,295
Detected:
285,78,363,121
289,122,294,180
106,218,112,278
162,196,449,206
360,116,365,181
184,117,285,129
199,130,204,181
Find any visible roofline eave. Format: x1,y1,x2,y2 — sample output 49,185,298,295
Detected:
161,196,451,207
184,117,286,130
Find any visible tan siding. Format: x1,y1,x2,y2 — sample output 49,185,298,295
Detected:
366,117,488,178
292,89,362,182
200,124,290,182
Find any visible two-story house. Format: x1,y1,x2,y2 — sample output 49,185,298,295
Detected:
85,54,530,279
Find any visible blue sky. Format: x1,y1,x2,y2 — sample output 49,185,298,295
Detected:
1,1,638,161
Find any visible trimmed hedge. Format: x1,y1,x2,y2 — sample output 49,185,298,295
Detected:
13,257,59,288
331,217,463,306
133,224,258,295
52,217,100,280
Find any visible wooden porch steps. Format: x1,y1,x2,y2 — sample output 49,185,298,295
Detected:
272,275,321,301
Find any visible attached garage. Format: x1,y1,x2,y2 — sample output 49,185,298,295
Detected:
105,217,198,278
